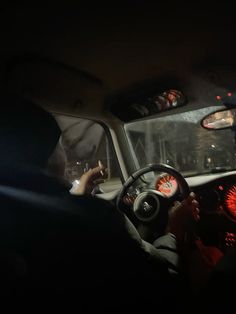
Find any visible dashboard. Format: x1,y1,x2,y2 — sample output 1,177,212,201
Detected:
192,175,236,221
189,172,236,250
122,171,236,250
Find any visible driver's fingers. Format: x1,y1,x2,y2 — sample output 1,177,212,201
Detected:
184,193,199,208
195,207,200,214
189,197,200,221
191,199,199,208
176,195,200,220
186,192,197,202
87,166,107,181
193,207,200,221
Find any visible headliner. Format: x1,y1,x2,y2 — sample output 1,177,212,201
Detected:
0,3,236,116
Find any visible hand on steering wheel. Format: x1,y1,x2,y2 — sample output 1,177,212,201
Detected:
167,192,200,242
116,164,199,241
116,163,199,236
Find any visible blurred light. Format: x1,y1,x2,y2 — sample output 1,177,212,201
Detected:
227,92,232,97
225,185,236,219
211,144,215,148
225,232,236,247
216,95,221,100
219,185,224,191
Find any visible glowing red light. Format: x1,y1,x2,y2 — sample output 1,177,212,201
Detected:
227,92,232,97
155,174,178,197
219,185,224,191
225,185,236,219
216,95,221,100
225,232,236,247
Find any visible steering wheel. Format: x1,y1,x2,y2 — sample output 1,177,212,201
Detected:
116,163,190,223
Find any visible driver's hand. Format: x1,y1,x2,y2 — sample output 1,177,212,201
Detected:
70,161,107,195
166,192,200,243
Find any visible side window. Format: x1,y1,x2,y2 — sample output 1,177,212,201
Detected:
53,115,121,192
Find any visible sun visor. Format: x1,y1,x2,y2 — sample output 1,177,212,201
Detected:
106,77,187,122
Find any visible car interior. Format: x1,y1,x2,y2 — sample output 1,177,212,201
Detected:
1,3,236,313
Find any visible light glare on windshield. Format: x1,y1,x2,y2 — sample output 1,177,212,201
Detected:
125,107,236,177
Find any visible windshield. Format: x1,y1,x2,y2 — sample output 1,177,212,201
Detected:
125,106,236,177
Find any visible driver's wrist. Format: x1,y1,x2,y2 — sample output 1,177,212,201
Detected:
70,180,89,195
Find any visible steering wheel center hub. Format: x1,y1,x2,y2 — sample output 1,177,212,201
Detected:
133,191,160,222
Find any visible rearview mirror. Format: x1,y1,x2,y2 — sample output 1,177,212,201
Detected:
202,109,236,130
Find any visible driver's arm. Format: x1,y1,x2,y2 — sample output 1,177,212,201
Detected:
70,162,106,195
153,192,199,272
124,193,199,275
166,192,200,243
151,233,179,274
71,165,199,274
124,214,179,274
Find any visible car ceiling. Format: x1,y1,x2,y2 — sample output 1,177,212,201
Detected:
0,3,236,115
